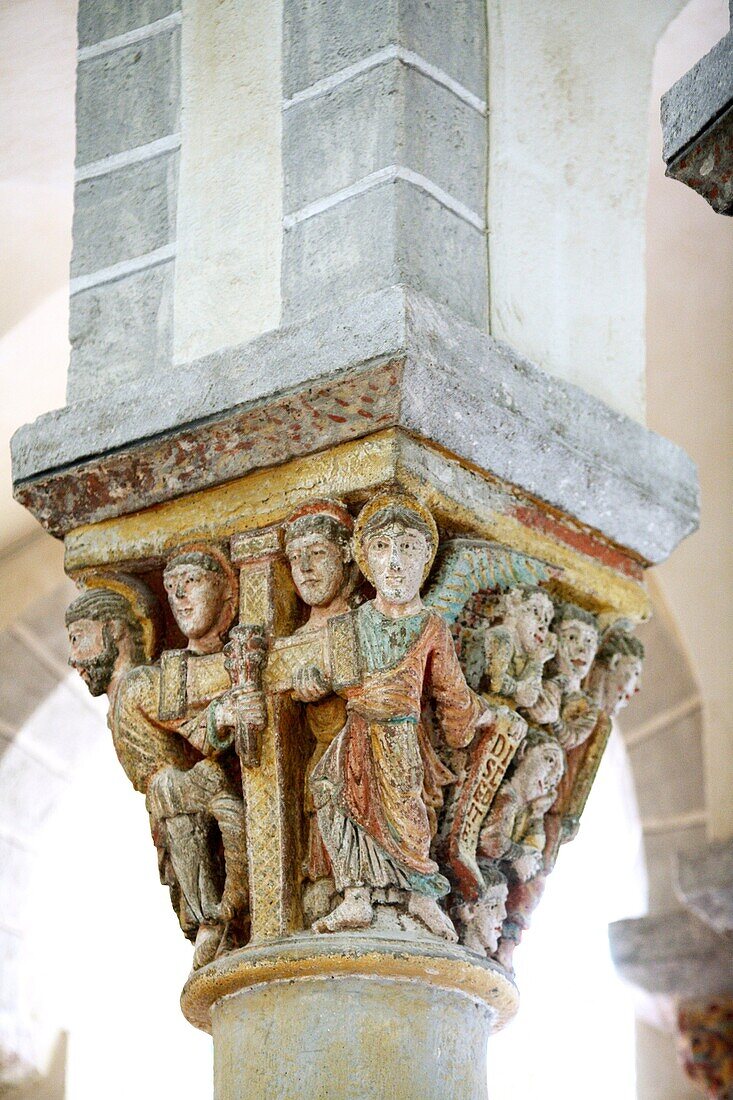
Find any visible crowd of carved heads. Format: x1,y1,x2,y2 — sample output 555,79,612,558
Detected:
66,492,644,974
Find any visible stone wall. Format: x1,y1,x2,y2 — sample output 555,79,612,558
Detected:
68,0,181,401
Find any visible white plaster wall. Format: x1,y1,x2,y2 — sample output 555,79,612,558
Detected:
172,0,283,364
646,0,733,843
487,0,686,423
0,0,75,551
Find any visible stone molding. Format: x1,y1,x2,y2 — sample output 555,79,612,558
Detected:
12,287,698,562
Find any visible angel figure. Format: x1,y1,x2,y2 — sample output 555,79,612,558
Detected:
307,491,497,941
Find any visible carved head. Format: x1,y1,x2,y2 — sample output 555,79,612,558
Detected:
163,546,237,653
284,500,355,608
66,580,158,696
354,491,438,607
552,603,600,683
452,867,508,956
511,732,565,804
586,623,644,717
499,586,555,655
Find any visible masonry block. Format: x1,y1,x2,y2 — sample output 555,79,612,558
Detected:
283,0,486,101
283,61,485,216
68,262,174,402
78,0,180,48
75,26,180,164
72,151,179,277
282,179,487,328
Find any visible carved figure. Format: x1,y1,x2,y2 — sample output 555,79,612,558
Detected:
307,491,495,941
67,576,161,701
103,546,249,968
477,731,564,970
283,501,360,924
526,602,600,750
482,586,556,708
162,546,238,655
586,620,644,718
451,865,508,958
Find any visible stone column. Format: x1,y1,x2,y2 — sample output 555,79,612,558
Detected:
610,839,733,1100
10,2,700,1098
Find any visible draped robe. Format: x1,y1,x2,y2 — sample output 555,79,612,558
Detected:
311,603,483,898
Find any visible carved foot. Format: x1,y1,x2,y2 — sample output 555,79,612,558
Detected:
313,887,373,933
193,922,225,969
303,877,339,926
407,894,458,943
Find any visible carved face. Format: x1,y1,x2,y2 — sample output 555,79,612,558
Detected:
554,618,599,682
515,743,564,803
472,889,508,953
600,653,643,716
163,564,227,641
286,531,349,608
363,523,431,605
514,593,554,655
67,618,119,696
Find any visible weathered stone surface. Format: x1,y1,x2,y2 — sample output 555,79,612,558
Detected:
68,261,174,402
212,975,491,1100
75,26,180,165
662,30,733,163
78,0,179,48
282,179,487,328
283,60,485,215
12,286,698,561
676,839,733,934
643,824,708,918
71,151,179,277
665,103,733,217
283,0,487,101
609,910,733,999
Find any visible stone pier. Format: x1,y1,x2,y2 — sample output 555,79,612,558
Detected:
10,1,700,1097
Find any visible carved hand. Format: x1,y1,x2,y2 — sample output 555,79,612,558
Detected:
292,665,330,703
525,680,561,726
213,687,267,733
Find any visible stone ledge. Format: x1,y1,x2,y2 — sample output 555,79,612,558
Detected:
180,932,518,1034
12,286,698,561
675,839,733,934
661,28,733,164
609,910,733,999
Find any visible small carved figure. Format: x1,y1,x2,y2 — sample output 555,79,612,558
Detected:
586,620,644,718
305,491,495,942
104,546,249,969
477,731,565,970
451,865,509,958
284,501,361,925
482,586,556,708
526,602,600,750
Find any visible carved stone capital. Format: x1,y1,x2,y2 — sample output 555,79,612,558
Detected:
676,998,733,1100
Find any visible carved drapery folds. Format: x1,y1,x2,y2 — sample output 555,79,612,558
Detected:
65,489,644,993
